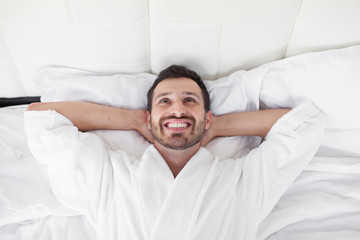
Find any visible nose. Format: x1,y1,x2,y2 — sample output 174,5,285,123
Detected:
170,100,186,117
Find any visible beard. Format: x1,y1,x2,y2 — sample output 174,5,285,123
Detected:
150,115,206,150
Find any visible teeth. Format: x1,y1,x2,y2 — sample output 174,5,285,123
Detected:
168,123,188,128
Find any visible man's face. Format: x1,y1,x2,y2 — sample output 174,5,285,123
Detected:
147,77,211,150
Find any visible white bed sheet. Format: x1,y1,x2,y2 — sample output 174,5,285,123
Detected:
1,46,360,239
258,149,360,239
0,106,95,240
0,216,95,240
1,106,359,240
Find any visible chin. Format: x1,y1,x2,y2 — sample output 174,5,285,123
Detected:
160,136,201,150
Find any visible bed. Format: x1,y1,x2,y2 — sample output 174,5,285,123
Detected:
1,0,360,239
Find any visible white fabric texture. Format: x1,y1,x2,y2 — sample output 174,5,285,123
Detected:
0,216,95,240
24,102,325,240
2,45,360,239
34,45,360,158
259,45,360,130
37,44,360,131
0,106,78,226
2,0,360,97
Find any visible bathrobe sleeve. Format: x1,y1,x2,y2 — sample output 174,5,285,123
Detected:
239,101,325,220
24,110,122,223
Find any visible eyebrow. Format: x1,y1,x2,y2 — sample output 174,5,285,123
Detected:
182,92,201,100
154,92,201,101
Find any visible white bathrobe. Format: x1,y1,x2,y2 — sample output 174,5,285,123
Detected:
25,102,325,240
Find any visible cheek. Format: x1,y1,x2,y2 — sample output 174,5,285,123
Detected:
195,109,207,121
149,112,161,127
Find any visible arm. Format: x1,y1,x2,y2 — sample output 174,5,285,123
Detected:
25,102,152,221
234,103,324,219
27,101,153,143
201,108,290,146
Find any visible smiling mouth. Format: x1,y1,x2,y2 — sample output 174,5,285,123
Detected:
165,122,191,128
160,116,195,131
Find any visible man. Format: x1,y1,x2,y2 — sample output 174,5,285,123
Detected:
25,65,325,240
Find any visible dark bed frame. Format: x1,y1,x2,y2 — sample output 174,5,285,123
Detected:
0,97,40,108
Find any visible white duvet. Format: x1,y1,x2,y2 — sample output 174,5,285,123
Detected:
1,45,360,239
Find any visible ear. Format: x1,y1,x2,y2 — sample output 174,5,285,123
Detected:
146,111,151,130
205,111,212,130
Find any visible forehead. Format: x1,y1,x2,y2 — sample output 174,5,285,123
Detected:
154,77,202,96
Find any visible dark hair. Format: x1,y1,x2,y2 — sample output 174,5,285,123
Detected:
147,65,210,112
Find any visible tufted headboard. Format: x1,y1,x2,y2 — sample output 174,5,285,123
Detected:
1,0,360,97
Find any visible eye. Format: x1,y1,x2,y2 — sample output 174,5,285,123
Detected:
184,97,196,103
159,98,171,104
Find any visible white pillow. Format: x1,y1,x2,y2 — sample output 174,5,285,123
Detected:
258,45,360,130
35,67,262,159
35,44,360,157
38,68,156,110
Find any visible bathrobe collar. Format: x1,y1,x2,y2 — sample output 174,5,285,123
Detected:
131,145,218,240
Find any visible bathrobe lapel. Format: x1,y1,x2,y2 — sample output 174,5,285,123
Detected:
131,145,218,240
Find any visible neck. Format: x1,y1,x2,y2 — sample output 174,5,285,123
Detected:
154,141,200,177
